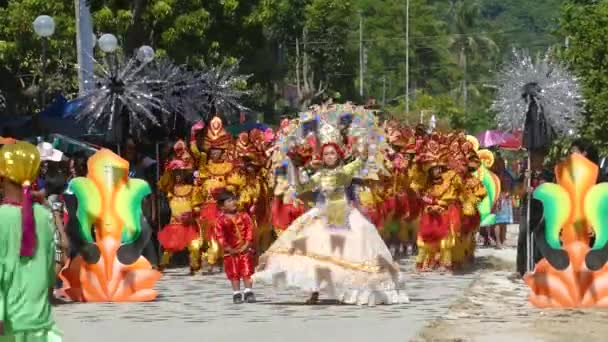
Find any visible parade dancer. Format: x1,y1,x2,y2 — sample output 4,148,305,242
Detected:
254,116,408,306
235,131,273,254
214,191,256,304
157,145,201,274
191,117,244,272
457,139,486,265
414,135,462,271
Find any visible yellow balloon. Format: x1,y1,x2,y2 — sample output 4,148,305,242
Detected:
0,141,41,186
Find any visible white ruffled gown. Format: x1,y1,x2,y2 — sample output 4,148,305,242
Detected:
253,158,409,306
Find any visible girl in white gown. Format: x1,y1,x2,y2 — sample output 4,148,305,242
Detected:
254,134,409,306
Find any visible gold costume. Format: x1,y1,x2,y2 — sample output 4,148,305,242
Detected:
190,117,244,270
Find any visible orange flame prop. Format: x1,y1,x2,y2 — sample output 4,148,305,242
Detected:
524,153,608,308
60,149,161,302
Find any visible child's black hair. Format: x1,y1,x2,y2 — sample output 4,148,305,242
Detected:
216,190,237,207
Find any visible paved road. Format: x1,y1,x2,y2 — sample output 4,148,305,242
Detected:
55,258,478,342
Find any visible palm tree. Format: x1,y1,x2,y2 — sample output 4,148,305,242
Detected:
447,0,498,112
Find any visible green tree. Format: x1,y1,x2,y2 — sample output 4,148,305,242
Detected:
252,0,356,109
0,1,272,116
479,0,561,59
447,0,498,112
356,0,455,104
559,1,608,152
89,0,267,66
0,0,77,115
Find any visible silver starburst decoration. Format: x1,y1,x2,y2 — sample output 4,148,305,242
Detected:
73,50,252,134
144,57,201,123
73,52,172,134
491,49,584,134
0,91,5,111
189,62,251,122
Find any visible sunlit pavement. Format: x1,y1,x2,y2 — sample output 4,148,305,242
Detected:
55,256,480,342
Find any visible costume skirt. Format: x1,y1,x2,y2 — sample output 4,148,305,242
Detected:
419,211,450,243
254,207,408,306
158,223,199,252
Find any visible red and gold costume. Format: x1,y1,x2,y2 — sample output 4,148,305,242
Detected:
236,130,273,254
383,125,421,247
157,157,201,271
453,139,486,267
414,135,462,271
191,117,245,269
270,176,306,236
215,212,255,281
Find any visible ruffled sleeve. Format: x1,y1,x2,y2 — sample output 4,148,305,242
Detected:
342,158,364,178
240,213,255,243
295,172,321,194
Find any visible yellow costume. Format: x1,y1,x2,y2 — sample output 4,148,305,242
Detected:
235,130,273,254
157,141,202,274
414,135,462,271
190,117,244,270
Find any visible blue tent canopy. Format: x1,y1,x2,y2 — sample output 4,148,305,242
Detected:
0,95,90,137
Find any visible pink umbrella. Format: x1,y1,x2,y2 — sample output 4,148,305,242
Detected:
476,130,521,149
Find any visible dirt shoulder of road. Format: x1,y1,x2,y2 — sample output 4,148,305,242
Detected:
413,253,608,342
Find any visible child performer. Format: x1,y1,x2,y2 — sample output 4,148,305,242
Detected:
215,190,256,304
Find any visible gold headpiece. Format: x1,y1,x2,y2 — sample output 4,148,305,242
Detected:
0,141,41,186
318,120,342,146
203,116,232,150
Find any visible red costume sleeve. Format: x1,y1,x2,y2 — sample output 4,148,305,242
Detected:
240,213,254,243
214,215,226,247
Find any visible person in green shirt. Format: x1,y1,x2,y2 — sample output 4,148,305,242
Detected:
0,141,62,341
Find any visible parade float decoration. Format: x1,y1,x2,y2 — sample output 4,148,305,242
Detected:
491,48,584,278
60,149,161,302
468,137,501,227
524,153,608,308
71,48,251,137
492,49,583,135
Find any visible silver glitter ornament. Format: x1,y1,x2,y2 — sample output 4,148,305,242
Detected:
188,62,251,122
491,49,584,134
73,52,171,134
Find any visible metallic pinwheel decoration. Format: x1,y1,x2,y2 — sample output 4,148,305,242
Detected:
491,49,584,134
0,91,5,111
73,52,171,134
73,51,252,135
189,62,251,122
144,58,201,123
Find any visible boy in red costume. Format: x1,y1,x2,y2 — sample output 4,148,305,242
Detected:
215,190,256,304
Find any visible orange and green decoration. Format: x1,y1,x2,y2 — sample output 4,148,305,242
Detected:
59,149,161,302
524,153,608,307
